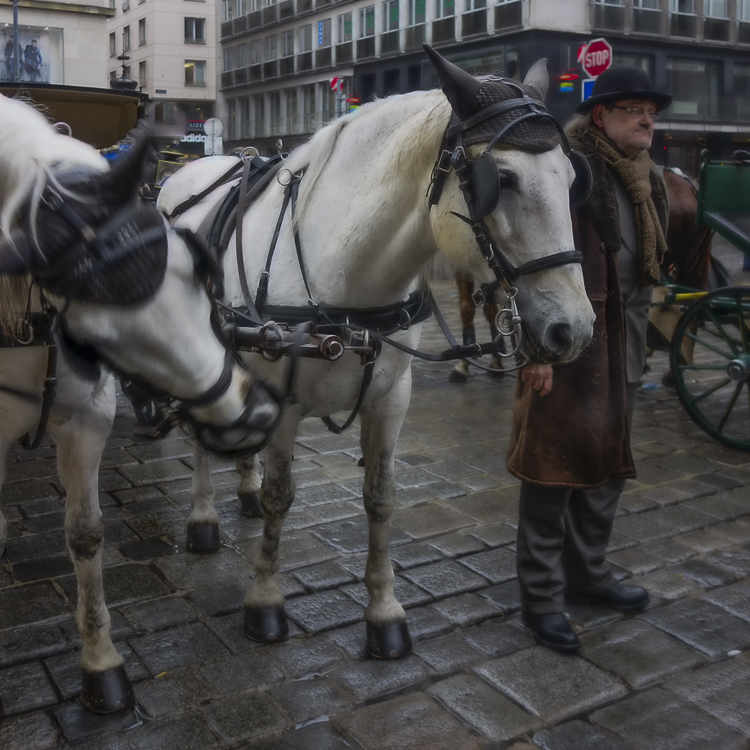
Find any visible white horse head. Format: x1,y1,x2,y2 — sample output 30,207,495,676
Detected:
424,47,594,363
0,95,280,457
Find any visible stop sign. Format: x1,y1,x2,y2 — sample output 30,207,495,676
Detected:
579,38,613,79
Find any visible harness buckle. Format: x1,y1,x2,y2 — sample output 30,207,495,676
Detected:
471,288,487,307
396,309,412,330
436,150,453,173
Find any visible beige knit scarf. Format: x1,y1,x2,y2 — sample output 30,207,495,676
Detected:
583,126,667,286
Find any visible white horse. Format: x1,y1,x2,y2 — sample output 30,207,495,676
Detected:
0,94,281,713
158,48,595,660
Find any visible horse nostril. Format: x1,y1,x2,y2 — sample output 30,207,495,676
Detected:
546,322,573,355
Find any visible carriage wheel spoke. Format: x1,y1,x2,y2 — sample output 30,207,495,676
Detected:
689,377,732,406
737,296,750,352
717,382,744,433
685,331,734,359
677,364,730,371
704,309,740,356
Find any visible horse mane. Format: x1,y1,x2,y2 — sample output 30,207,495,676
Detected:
289,91,450,226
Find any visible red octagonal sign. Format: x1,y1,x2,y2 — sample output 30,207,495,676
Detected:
579,38,613,79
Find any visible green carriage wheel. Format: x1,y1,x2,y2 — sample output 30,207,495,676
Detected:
670,286,750,452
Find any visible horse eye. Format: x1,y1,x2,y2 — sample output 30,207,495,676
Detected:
498,170,518,190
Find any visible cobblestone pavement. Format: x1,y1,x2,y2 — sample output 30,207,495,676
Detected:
2,244,750,749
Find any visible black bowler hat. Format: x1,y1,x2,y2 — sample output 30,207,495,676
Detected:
576,65,672,113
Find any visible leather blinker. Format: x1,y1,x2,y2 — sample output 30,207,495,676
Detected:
468,151,501,218
569,150,592,207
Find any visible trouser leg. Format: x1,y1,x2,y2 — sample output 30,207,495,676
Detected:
562,383,638,594
517,481,571,615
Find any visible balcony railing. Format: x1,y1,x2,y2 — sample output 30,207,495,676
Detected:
233,15,247,33
461,8,486,36
235,67,248,85
248,10,262,29
220,20,233,39
316,46,332,67
381,30,399,54
432,17,454,44
593,2,624,32
405,24,426,50
315,0,331,7
279,0,294,19
495,0,522,30
263,60,278,78
280,55,295,75
335,41,353,64
670,12,696,38
357,36,375,59
262,5,277,24
704,17,729,42
741,21,750,44
297,51,313,71
298,0,312,11
249,63,262,81
221,70,233,88
633,7,661,35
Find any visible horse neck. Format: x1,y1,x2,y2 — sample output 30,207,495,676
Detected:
283,94,449,306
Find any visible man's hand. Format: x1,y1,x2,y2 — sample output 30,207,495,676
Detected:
521,364,553,397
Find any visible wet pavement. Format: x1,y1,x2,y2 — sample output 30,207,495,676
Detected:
2,241,750,749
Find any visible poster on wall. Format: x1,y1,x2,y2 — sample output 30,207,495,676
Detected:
1,29,53,83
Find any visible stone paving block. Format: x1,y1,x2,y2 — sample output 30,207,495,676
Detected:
189,580,246,617
414,634,484,672
13,555,74,583
269,677,355,723
293,561,355,592
626,569,703,600
428,592,501,627
423,460,484,481
202,691,289,743
628,460,681,486
640,598,750,657
532,720,629,750
417,480,467,499
652,504,716,532
1,479,60,504
126,438,193,463
118,537,179,562
461,618,534,657
707,548,750,576
52,701,139,744
133,674,194,719
396,486,439,507
20,511,66,534
448,491,518,523
341,576,432,609
475,647,627,722
640,537,697,563
480,579,522,613
0,581,69,631
692,472,744,491
285,590,364,633
128,710,222,750
685,491,750,521
606,547,663,575
670,558,738,588
701,580,750,622
394,466,445,488
390,541,445,569
605,530,638,552
120,595,201,632
657,453,722,476
310,516,409,555
673,527,735,553
0,710,61,750
405,606,454,642
241,722,353,750
323,621,367,659
612,512,674,542
331,654,431,700
206,612,267,655
664,658,750,736
712,518,750,544
429,673,540,741
459,474,504,492
269,634,347,679
308,499,361,524
198,649,285,693
118,459,193,487
129,622,229,674
4,530,67,563
579,619,707,688
427,530,487,557
401,560,489,597
591,687,747,750
564,604,622,630
0,661,58,715
334,691,484,750
0,622,68,668
458,546,516,584
156,547,254,590
469,521,516,548
616,492,659,513
393,503,474,540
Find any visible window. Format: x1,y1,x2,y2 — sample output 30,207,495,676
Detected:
613,52,652,75
635,0,658,6
736,63,750,120
282,29,294,56
223,48,234,70
185,59,206,85
338,12,352,42
360,6,375,36
299,23,312,52
253,94,265,136
669,0,693,12
465,0,486,11
139,60,146,86
408,0,425,25
265,34,277,59
383,0,399,31
435,0,454,19
185,17,206,42
138,18,146,45
743,0,750,21
154,101,176,123
109,32,116,57
222,0,233,22
109,70,117,83
318,18,331,46
123,25,131,51
237,43,247,67
250,39,263,64
236,0,245,14
705,0,727,14
667,57,720,118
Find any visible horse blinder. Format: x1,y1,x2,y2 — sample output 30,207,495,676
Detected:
569,151,592,208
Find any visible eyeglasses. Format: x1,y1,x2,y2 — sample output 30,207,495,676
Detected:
612,106,660,122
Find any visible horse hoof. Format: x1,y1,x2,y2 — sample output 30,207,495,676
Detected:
186,522,220,552
448,368,468,383
239,491,263,517
366,620,412,659
245,605,288,641
80,664,135,714
488,358,505,376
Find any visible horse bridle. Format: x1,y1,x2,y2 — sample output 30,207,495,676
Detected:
427,84,591,350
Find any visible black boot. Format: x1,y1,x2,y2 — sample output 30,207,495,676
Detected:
522,612,581,653
566,583,650,612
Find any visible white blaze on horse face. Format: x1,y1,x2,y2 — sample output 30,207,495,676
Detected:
430,144,594,363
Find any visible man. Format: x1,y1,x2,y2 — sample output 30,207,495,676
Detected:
507,66,671,652
23,39,42,82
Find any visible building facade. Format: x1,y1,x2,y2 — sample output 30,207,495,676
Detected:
1,0,113,87
107,0,217,151
218,0,750,173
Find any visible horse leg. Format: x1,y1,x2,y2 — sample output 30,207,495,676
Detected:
52,381,132,713
237,454,263,517
244,409,299,641
484,301,505,375
360,373,412,658
450,272,477,382
187,442,220,552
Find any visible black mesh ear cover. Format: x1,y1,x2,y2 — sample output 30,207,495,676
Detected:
470,152,501,218
569,151,592,207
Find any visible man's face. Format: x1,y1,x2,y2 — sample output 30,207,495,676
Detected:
32,41,37,48
593,99,658,158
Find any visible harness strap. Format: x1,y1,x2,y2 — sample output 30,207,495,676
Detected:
445,97,543,137
169,159,245,219
236,158,263,323
20,341,58,450
321,357,376,434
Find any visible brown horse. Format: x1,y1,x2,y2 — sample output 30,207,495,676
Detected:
451,167,715,382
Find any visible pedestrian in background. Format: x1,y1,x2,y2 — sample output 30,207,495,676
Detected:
507,66,672,652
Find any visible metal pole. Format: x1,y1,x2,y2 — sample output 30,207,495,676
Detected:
12,0,19,81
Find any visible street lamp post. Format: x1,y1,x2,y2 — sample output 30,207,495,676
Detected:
12,0,20,81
